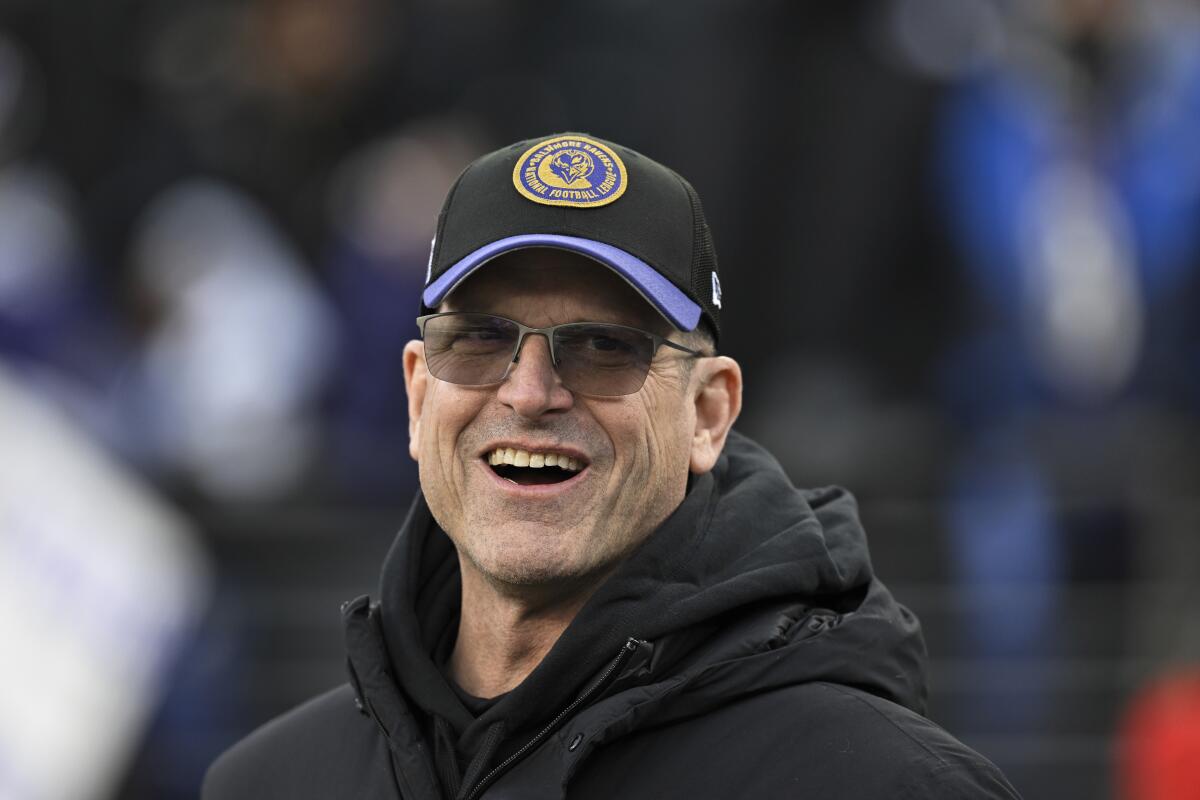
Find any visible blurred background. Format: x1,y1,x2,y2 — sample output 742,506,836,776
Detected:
1,0,1198,797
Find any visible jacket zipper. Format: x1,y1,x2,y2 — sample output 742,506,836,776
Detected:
464,637,642,800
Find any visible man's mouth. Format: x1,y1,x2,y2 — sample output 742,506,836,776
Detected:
485,447,585,486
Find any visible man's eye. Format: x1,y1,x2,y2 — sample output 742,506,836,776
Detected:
561,328,648,367
459,328,505,341
448,327,510,351
586,334,633,353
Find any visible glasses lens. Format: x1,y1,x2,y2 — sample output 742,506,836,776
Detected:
554,323,656,396
422,314,519,385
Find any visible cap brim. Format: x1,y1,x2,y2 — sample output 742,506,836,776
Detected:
422,234,702,331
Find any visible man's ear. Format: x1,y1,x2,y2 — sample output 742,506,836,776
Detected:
403,340,429,461
689,355,743,474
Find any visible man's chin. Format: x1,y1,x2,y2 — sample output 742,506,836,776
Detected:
475,549,591,588
463,537,610,595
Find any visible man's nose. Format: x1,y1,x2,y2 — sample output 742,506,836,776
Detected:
496,333,574,418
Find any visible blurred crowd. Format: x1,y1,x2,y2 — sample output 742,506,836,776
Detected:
2,0,1200,798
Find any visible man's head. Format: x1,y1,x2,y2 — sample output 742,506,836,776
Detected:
403,134,741,598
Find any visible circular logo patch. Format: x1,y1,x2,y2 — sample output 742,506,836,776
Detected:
512,135,628,208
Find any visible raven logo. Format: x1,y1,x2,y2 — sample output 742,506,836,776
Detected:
545,149,595,187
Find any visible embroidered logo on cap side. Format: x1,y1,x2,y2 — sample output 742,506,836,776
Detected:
512,136,628,208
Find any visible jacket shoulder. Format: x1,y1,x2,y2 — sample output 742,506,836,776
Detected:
202,684,395,800
799,682,1020,797
569,681,1020,799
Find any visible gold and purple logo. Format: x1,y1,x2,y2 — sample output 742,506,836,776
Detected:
512,135,627,208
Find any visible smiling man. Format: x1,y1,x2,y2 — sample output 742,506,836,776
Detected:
204,134,1020,799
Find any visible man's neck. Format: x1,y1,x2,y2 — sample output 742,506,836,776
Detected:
448,560,604,698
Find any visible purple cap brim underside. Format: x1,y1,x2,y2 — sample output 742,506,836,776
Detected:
422,234,702,331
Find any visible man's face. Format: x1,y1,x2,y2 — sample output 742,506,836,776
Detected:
404,249,700,593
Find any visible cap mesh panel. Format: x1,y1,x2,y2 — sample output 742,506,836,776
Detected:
682,177,721,343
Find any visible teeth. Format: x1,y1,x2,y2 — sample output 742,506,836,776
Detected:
486,448,582,472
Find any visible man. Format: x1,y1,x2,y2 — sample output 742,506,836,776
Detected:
204,134,1021,798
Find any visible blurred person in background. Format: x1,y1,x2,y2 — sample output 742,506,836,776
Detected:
323,117,483,500
0,355,209,800
121,177,337,502
1119,669,1200,800
917,0,1200,734
0,29,133,448
203,134,1020,799
136,0,409,259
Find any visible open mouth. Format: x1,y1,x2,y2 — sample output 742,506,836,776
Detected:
486,447,584,486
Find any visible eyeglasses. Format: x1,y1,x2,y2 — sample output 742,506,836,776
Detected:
415,312,705,396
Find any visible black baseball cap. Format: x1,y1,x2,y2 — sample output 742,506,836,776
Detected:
422,133,723,342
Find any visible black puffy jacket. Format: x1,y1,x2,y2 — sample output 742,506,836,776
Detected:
204,432,1021,799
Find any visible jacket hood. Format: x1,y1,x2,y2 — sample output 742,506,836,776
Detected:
363,430,927,788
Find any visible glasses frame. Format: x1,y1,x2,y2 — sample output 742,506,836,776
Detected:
415,312,706,395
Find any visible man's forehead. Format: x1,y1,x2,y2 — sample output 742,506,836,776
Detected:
441,248,672,330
